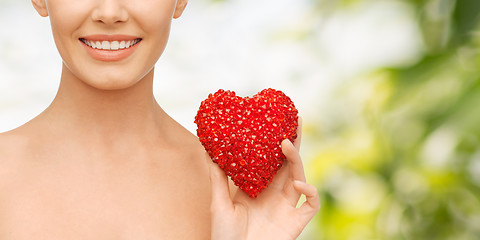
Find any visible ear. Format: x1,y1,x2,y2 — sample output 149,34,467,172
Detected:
31,0,48,17
173,0,188,19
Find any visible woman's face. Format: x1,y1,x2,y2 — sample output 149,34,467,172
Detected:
32,0,188,90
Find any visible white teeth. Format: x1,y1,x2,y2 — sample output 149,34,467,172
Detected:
101,41,110,49
82,39,140,50
111,41,119,50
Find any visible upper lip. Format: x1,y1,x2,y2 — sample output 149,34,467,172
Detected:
79,34,141,41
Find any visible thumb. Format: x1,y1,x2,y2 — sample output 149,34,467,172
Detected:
293,180,320,221
206,153,234,212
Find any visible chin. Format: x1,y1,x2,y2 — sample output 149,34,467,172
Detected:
74,72,139,91
62,58,154,91
77,68,152,91
85,78,141,91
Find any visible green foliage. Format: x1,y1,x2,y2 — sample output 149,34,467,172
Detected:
304,0,480,239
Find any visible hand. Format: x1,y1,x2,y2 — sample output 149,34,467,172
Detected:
207,118,320,240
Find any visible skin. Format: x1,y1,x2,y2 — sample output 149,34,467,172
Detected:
0,0,319,239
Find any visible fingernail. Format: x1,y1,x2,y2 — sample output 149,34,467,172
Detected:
283,139,293,149
282,139,291,145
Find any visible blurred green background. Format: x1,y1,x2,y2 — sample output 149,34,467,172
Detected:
297,0,480,239
1,0,480,239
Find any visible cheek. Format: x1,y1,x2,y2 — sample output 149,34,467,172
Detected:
130,1,176,62
130,0,176,30
48,0,91,32
47,1,91,57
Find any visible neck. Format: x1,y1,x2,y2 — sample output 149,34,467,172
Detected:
39,64,166,143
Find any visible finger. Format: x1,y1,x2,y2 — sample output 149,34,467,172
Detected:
293,116,303,151
268,161,289,191
293,180,320,219
280,139,306,206
282,139,306,183
266,117,303,193
206,153,234,212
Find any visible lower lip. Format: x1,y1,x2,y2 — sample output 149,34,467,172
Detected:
80,40,141,62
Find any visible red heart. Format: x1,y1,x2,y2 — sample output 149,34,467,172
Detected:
195,88,298,198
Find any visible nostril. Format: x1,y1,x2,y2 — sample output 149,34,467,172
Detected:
91,5,128,24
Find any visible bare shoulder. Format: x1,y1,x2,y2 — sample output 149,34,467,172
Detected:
177,126,209,169
0,130,26,236
0,129,30,159
165,116,206,156
0,129,30,193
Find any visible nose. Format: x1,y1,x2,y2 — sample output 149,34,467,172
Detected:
91,0,128,25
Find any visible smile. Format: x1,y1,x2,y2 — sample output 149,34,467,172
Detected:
79,35,143,62
79,38,142,50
